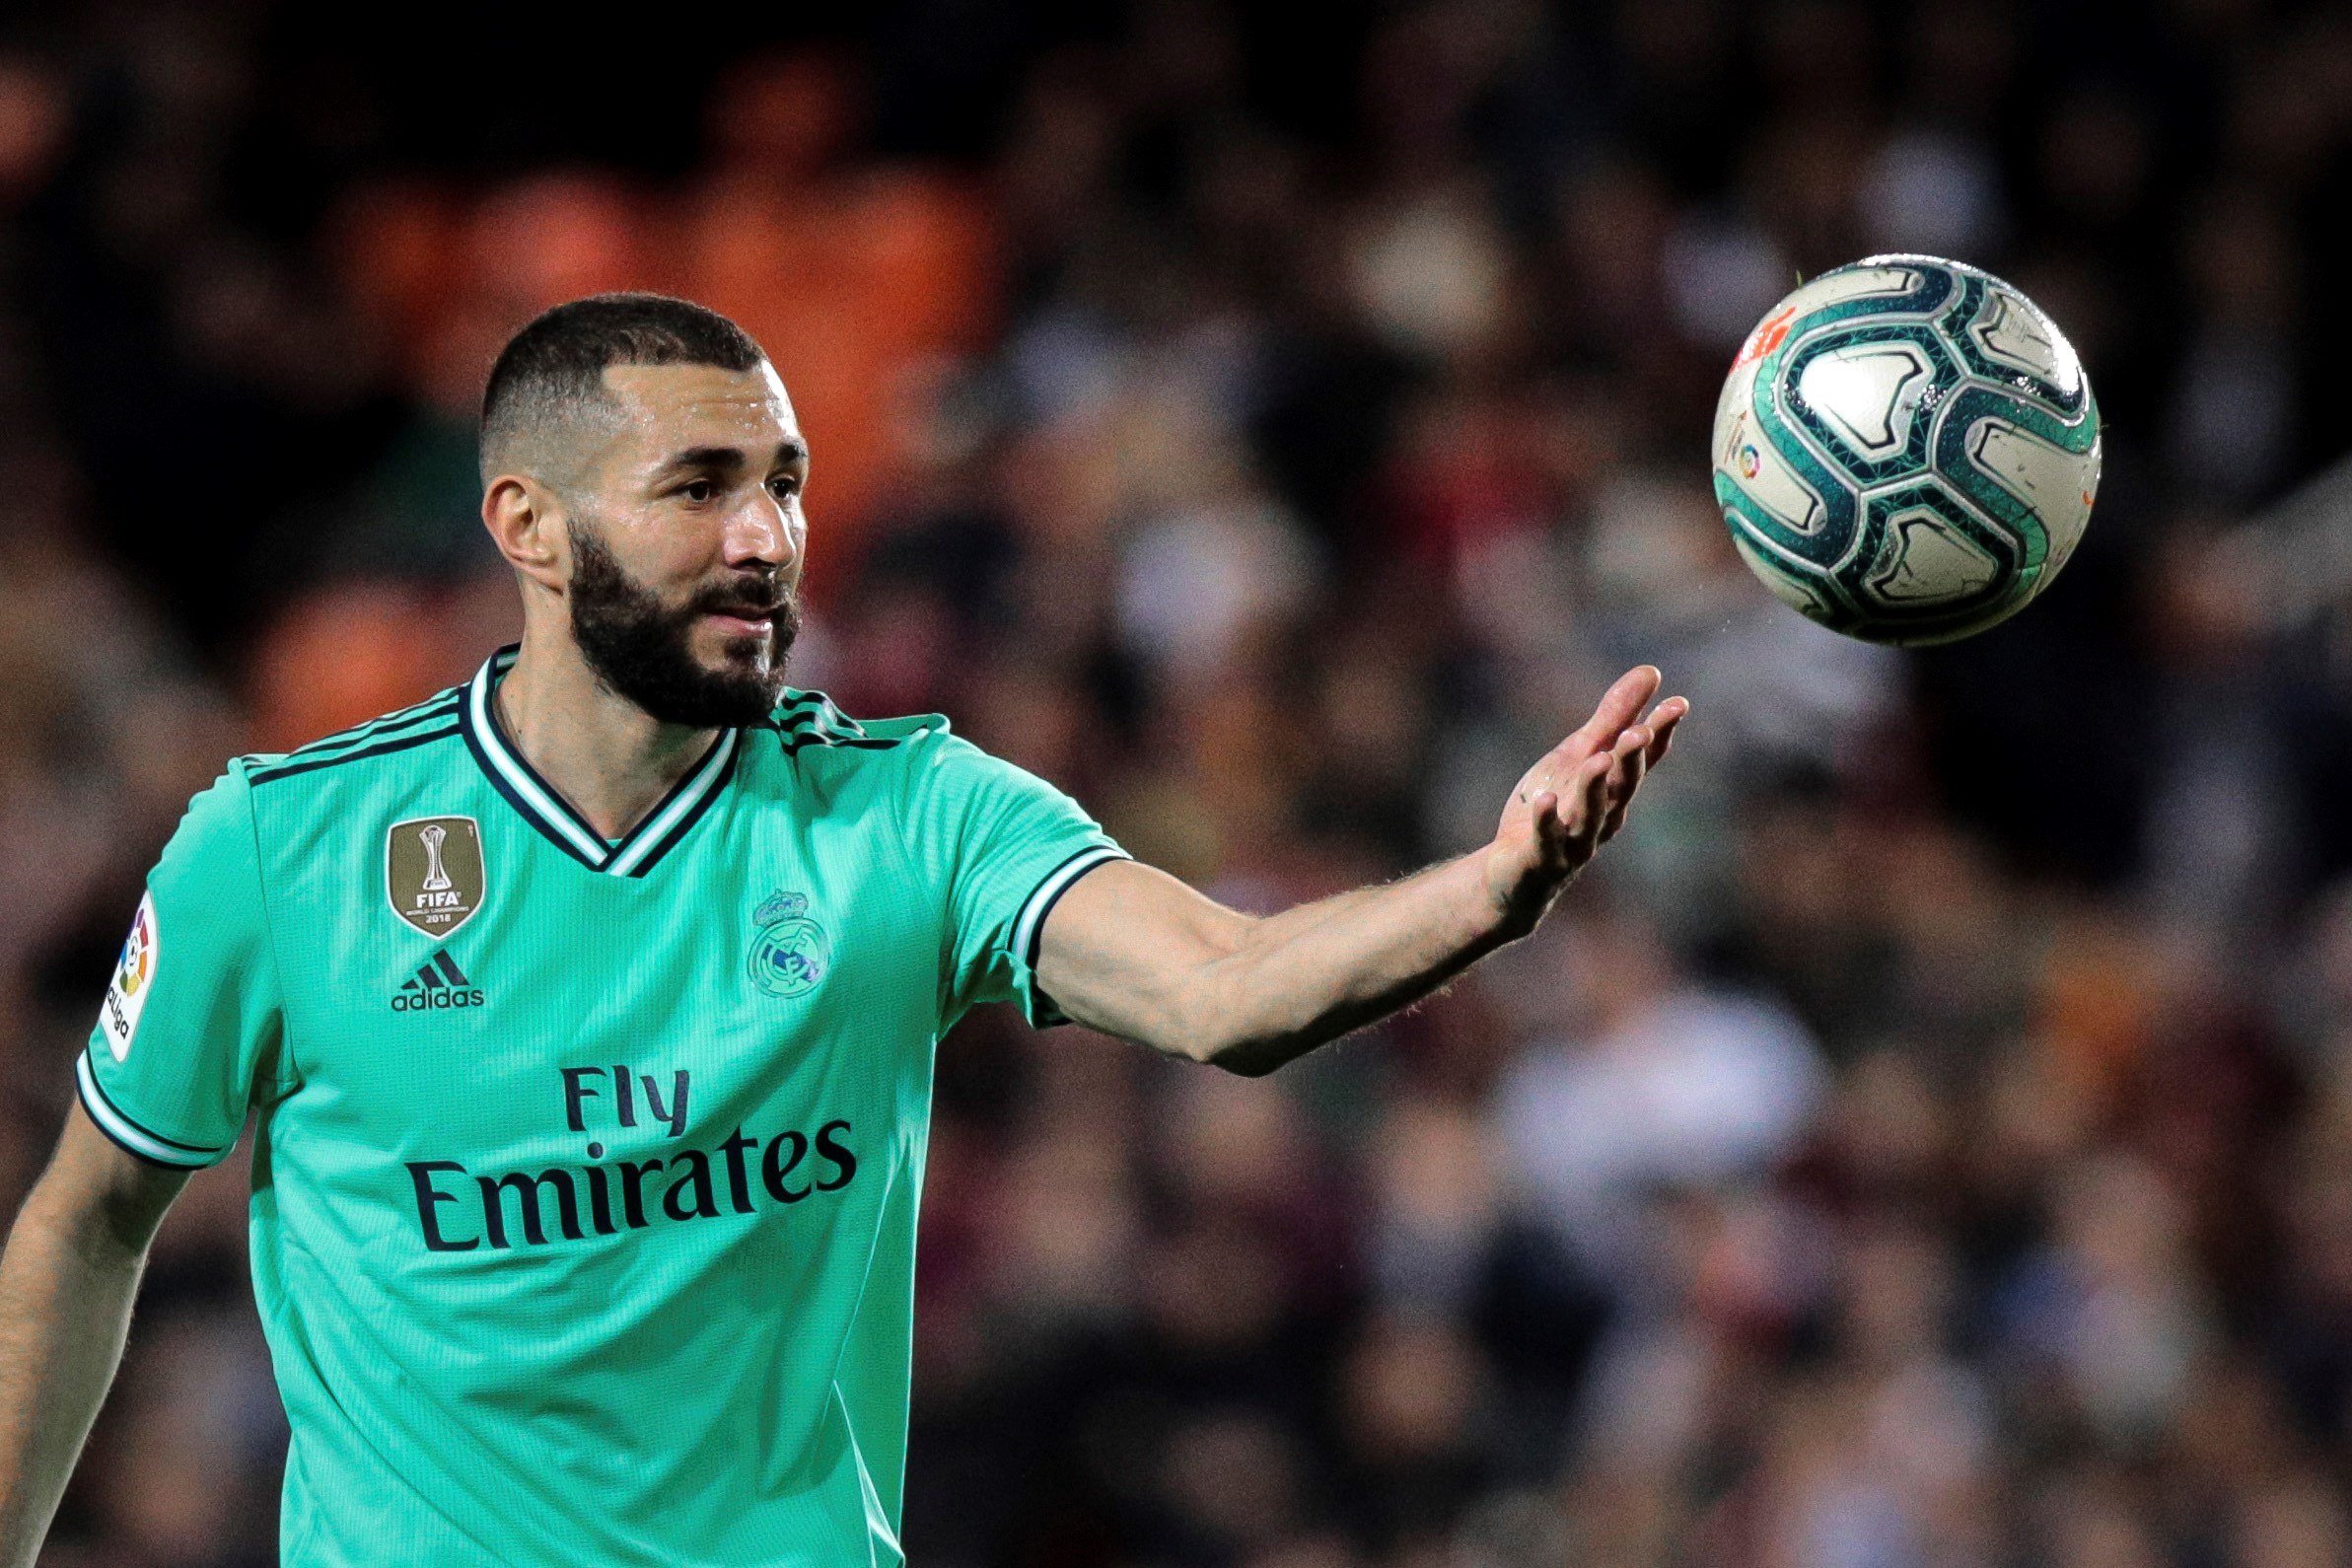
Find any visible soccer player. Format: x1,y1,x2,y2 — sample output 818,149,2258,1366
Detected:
0,294,1683,1565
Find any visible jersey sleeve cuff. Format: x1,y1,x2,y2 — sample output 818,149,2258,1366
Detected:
76,1051,233,1170
1013,845,1129,1029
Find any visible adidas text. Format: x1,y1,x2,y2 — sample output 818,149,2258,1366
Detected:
392,988,484,1012
392,952,485,1012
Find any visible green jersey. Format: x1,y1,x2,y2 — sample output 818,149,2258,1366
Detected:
80,644,1127,1566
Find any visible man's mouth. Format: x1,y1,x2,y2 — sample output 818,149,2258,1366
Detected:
704,609,774,637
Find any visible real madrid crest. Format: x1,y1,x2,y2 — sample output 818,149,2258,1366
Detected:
748,890,829,998
386,816,486,939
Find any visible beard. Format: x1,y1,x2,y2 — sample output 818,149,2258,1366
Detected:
566,517,800,728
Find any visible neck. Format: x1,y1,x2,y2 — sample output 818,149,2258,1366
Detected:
493,631,723,841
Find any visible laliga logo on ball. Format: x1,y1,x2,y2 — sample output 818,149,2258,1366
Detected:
1710,254,2102,646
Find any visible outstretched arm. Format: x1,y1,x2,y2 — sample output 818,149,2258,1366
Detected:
0,1105,189,1568
1035,666,1686,1076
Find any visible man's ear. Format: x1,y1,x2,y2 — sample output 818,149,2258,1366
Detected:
482,474,569,594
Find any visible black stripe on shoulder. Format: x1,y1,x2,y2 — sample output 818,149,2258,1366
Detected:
778,732,902,756
280,692,463,762
770,691,870,735
249,724,463,785
769,702,833,739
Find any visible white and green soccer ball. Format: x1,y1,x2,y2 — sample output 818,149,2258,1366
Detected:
1711,254,2101,645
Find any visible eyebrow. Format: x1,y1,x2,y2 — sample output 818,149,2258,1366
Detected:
652,440,810,478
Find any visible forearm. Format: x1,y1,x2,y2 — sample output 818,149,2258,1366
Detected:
1187,852,1511,1076
1042,669,1682,1076
0,1172,155,1567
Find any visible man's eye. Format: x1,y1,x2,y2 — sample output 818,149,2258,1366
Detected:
769,475,801,500
681,479,715,502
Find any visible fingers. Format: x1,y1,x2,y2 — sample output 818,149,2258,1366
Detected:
1530,789,1569,871
1591,695,1688,843
1599,724,1651,840
1561,749,1613,849
1529,667,1668,791
1570,665,1664,754
1517,679,1688,865
1644,696,1688,765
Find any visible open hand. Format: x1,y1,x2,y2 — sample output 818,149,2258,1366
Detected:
1482,666,1686,938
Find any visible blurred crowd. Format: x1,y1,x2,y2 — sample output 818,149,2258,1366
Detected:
6,1,2352,1564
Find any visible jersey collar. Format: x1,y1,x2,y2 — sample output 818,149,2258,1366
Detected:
458,645,740,878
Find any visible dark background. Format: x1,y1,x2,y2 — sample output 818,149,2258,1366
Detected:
5,2,2352,1563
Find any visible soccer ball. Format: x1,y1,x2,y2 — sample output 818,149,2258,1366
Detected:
1710,254,2101,645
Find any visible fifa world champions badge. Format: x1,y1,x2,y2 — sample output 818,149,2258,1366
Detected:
748,891,830,999
387,817,487,939
99,891,160,1061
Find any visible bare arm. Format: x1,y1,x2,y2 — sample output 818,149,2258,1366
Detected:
1036,666,1686,1076
0,1102,189,1568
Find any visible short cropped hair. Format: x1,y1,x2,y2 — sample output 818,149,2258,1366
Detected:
478,293,767,485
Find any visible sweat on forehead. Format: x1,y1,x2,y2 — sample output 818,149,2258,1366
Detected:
477,292,770,487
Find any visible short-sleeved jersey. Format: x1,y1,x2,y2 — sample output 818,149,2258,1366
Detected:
79,644,1126,1566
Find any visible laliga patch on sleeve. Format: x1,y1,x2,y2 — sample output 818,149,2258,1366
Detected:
98,891,159,1062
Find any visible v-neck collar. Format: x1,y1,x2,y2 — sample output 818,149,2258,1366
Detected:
458,645,740,878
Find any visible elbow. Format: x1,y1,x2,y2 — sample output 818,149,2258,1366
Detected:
1216,1051,1286,1079
1172,1003,1294,1078
1152,1013,1282,1076
1190,1030,1290,1078
1161,918,1287,1074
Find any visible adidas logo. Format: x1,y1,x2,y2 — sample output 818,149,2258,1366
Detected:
391,951,485,1012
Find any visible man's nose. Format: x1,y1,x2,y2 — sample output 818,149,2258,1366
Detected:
724,497,796,571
